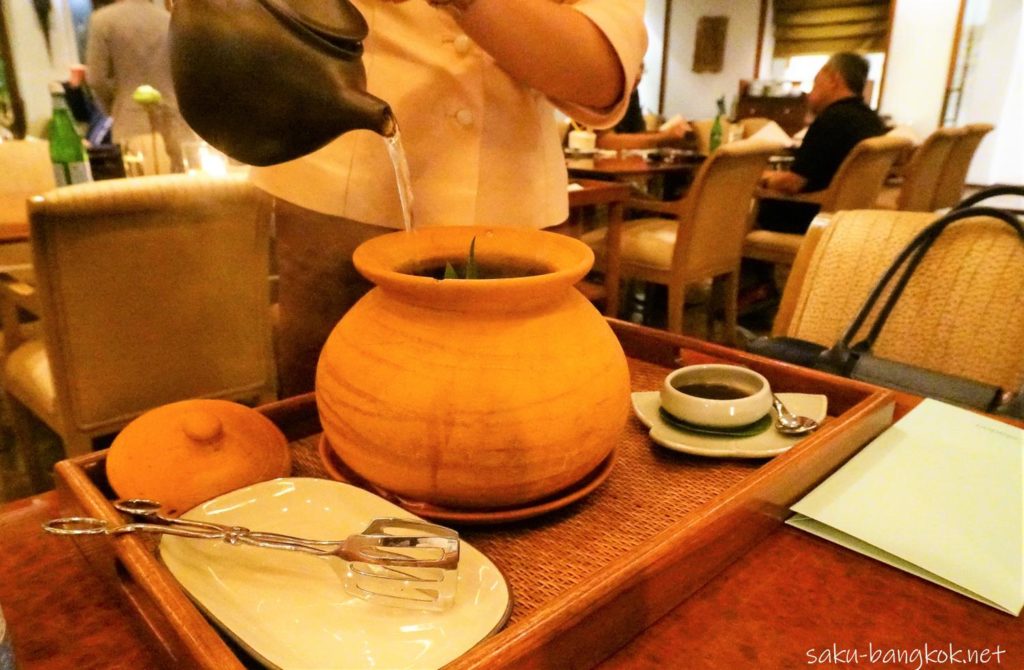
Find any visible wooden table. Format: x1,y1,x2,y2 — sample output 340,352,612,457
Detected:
0,221,29,244
0,220,31,270
566,151,703,200
567,178,630,318
0,493,165,670
2,327,1021,670
597,524,1022,669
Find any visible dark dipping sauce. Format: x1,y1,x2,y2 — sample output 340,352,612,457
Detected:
673,382,751,400
400,259,553,280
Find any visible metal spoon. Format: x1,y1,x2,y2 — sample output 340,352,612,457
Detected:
772,395,820,436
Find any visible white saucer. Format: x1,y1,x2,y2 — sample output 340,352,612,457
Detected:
159,478,511,670
631,392,828,458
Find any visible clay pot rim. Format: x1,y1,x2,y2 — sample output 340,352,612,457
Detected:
353,226,594,293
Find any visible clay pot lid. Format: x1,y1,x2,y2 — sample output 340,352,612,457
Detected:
106,399,291,516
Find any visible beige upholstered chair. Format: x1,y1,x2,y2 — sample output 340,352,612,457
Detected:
931,123,994,210
582,139,779,342
875,126,964,211
0,139,55,230
773,209,1024,393
0,174,277,483
743,134,913,268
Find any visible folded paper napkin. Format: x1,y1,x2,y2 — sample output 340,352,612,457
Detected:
747,121,797,148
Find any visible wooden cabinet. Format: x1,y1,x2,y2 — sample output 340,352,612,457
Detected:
735,81,808,136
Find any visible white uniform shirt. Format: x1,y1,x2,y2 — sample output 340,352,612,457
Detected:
251,0,646,229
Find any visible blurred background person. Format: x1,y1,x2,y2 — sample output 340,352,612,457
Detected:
85,0,192,171
597,66,690,151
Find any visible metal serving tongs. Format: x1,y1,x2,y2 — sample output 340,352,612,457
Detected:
44,499,460,612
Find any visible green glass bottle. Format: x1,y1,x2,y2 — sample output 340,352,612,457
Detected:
48,84,93,186
709,115,722,153
709,96,726,153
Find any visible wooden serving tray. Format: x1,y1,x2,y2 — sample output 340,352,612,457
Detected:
53,321,896,670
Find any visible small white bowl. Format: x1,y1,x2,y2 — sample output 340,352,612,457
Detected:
660,364,772,428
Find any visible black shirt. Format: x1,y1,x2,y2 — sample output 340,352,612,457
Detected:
791,96,886,192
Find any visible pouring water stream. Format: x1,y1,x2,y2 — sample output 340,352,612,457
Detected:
384,121,416,232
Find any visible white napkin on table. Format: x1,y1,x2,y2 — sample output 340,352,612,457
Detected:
747,121,797,148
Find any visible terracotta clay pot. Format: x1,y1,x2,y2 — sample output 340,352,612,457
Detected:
315,226,630,508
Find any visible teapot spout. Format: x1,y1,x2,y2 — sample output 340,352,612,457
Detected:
344,89,396,138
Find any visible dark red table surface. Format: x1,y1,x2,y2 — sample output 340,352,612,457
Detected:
2,479,1021,669
597,524,1022,669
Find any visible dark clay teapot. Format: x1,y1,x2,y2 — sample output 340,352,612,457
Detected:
169,0,394,166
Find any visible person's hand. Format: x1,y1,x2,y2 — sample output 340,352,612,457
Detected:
659,115,691,138
69,64,86,88
760,169,806,194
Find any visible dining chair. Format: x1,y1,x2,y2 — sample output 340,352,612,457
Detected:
772,208,1024,393
581,139,780,343
875,126,964,211
0,139,52,365
931,123,995,210
0,139,55,230
743,134,913,269
0,174,277,485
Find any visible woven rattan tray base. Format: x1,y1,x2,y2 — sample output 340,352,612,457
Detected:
292,357,758,623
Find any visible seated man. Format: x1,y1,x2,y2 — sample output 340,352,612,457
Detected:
757,52,885,234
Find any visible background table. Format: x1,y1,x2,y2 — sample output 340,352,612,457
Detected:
567,152,703,201
567,178,630,317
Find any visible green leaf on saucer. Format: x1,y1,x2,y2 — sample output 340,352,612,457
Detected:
658,407,771,438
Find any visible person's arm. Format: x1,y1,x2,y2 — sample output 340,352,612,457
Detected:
84,17,114,113
448,0,628,109
596,124,688,151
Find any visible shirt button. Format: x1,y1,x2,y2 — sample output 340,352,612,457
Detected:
456,109,474,127
453,34,471,55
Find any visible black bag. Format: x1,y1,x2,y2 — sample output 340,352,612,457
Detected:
750,186,1024,414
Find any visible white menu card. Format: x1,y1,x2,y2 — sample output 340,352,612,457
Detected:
788,399,1023,615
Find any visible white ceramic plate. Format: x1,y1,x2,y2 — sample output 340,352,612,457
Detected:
159,478,512,670
631,391,828,458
